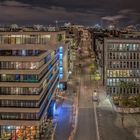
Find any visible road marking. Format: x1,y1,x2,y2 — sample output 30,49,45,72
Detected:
62,104,72,108
94,102,100,140
51,122,57,140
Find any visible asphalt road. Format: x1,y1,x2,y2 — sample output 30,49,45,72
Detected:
74,74,97,140
75,108,97,140
74,39,98,140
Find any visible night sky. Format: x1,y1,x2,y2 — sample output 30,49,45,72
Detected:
0,0,140,26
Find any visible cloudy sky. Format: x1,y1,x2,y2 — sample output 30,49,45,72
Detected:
0,0,140,26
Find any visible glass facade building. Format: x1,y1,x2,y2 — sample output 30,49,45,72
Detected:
105,39,140,97
0,31,65,139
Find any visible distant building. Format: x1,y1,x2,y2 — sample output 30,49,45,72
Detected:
91,30,108,85
94,37,104,84
60,25,81,78
0,30,66,139
120,31,140,39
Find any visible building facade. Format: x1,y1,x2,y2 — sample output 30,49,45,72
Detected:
0,31,65,139
104,38,140,97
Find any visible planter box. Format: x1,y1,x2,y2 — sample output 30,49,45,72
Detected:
114,106,140,114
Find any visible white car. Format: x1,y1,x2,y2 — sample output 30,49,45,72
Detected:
92,90,99,102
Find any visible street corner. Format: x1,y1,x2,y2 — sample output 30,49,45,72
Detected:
134,127,140,140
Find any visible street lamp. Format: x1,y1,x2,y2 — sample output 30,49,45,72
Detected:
69,71,72,74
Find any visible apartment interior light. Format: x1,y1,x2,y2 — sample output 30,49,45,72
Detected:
2,74,6,77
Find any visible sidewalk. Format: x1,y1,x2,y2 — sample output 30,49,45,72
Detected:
54,72,79,140
54,100,73,140
123,114,140,139
106,96,140,140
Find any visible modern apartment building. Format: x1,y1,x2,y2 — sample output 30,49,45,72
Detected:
0,30,65,139
59,25,82,90
94,37,104,84
104,38,140,97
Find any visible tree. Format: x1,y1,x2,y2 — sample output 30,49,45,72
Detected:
57,34,63,42
136,94,140,107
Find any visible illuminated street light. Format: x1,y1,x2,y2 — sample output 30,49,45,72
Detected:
69,71,72,74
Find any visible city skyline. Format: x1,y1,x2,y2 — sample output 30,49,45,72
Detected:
0,15,140,140
0,0,140,26
0,1,140,140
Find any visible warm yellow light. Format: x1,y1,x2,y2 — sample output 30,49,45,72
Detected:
2,74,6,77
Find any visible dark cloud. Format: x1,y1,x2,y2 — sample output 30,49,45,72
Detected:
102,15,125,21
0,0,140,26
1,0,29,7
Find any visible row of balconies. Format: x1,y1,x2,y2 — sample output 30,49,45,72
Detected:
0,75,59,117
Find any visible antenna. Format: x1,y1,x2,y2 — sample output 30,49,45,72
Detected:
55,20,58,27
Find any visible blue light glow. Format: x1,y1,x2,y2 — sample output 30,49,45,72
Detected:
59,46,63,53
53,102,56,114
59,61,63,66
59,46,63,79
60,83,63,89
59,74,63,79
59,67,63,73
59,54,63,59
7,126,11,130
59,67,63,70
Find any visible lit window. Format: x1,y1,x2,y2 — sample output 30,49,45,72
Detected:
59,54,63,59
59,46,63,53
59,74,63,79
22,50,26,56
59,67,63,73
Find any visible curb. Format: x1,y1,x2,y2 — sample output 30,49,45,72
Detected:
51,122,57,140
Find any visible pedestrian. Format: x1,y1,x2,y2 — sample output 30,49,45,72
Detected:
97,99,100,105
121,114,124,127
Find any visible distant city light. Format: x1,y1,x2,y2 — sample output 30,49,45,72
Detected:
94,24,101,29
108,24,115,30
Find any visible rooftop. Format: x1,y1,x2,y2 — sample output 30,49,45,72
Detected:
0,25,61,32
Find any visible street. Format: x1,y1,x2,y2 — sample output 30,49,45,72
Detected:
55,31,138,140
74,39,98,140
74,74,97,140
74,37,138,140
